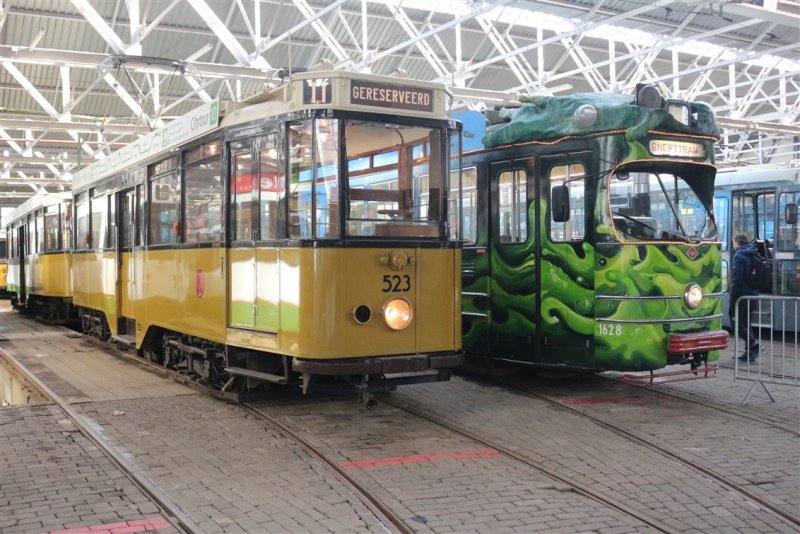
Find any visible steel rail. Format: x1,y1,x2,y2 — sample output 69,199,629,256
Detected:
79,335,411,534
0,347,202,534
242,402,412,534
379,396,676,534
497,379,800,530
603,371,800,436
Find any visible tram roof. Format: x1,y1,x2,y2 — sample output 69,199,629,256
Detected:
70,70,451,192
7,190,71,225
481,92,719,149
715,165,800,188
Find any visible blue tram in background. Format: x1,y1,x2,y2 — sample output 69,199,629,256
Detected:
714,165,800,331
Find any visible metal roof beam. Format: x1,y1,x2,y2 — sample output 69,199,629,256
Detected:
292,0,351,66
454,0,675,83
389,5,448,77
1,62,95,159
559,36,605,92
364,1,514,69
0,45,269,81
185,0,270,70
69,0,127,54
102,72,162,130
475,15,536,88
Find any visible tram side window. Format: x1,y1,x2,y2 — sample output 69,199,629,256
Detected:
44,205,59,252
289,120,313,239
455,167,477,245
259,134,285,240
497,169,528,243
148,156,180,246
757,192,776,243
121,190,135,249
75,194,90,249
35,210,45,253
90,192,109,249
25,214,36,254
549,163,586,242
714,196,729,252
184,140,222,244
108,194,117,250
314,119,340,239
232,141,256,242
777,192,800,296
61,201,72,251
778,192,800,251
731,192,755,240
448,130,462,242
133,169,146,246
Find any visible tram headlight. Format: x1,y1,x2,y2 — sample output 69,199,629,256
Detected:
383,298,413,330
684,283,703,309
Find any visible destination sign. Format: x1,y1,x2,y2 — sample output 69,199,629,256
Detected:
649,139,705,158
350,80,433,112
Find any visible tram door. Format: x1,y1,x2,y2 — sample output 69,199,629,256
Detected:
489,158,539,362
228,135,282,333
228,141,258,329
116,188,137,336
537,155,594,368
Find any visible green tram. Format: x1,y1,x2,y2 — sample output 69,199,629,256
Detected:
456,85,728,373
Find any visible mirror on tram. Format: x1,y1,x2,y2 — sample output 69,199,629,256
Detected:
551,184,570,223
785,203,797,225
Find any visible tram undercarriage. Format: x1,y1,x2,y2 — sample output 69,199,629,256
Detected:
132,327,463,409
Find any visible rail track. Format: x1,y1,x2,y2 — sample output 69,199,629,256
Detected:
1,349,199,534
601,371,800,436
241,402,409,534
12,325,798,533
377,394,675,534
493,376,800,531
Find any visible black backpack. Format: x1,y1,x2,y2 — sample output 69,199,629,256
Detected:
745,243,772,293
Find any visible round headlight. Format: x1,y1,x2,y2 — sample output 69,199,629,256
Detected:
684,283,703,309
383,298,413,330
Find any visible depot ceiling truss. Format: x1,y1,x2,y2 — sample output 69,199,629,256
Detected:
0,0,798,188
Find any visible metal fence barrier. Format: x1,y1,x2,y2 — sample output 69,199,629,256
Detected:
734,295,800,405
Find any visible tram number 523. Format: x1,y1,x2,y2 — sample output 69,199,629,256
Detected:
598,323,623,336
382,274,411,293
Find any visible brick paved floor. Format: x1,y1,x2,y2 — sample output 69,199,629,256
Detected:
0,404,180,534
257,398,653,533
2,302,797,533
77,395,389,534
382,374,798,533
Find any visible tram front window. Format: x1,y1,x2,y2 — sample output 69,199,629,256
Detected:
610,169,717,243
345,120,446,238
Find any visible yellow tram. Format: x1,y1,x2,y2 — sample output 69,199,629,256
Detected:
10,70,464,403
6,192,73,318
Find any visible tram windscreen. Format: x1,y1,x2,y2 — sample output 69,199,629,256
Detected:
610,170,717,242
345,120,445,238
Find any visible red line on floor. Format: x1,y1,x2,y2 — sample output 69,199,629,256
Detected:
340,448,501,469
560,395,672,406
45,516,172,534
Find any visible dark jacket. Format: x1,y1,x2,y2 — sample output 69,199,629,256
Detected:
731,243,759,301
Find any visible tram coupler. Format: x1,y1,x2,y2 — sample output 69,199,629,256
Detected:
360,391,379,411
357,375,379,410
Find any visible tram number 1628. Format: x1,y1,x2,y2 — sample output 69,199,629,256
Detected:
598,323,624,336
382,274,411,292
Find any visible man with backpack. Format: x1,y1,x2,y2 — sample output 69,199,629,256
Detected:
730,233,760,361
